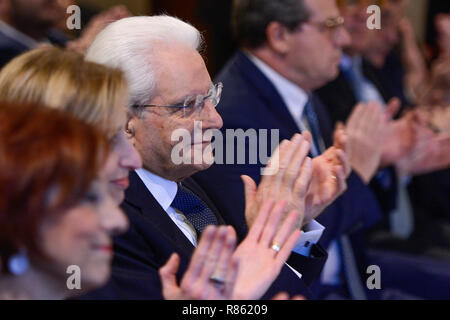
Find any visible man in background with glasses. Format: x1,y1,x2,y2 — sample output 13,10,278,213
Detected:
193,0,420,299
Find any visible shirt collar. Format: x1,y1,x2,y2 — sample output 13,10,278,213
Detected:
0,20,40,49
247,52,309,122
135,168,178,211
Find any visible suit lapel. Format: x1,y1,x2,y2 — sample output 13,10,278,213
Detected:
233,51,301,138
124,171,195,256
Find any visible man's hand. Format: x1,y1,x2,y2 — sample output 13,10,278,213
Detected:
380,112,417,167
397,132,450,175
159,226,238,300
271,292,306,300
232,200,302,300
160,200,302,301
302,128,350,224
343,102,385,184
242,134,312,230
430,106,450,133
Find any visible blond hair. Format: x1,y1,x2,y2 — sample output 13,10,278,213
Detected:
0,46,128,139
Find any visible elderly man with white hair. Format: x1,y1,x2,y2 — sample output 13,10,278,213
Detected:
83,15,349,300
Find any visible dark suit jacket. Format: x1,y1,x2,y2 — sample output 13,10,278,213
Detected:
82,171,328,299
193,51,382,251
0,27,67,69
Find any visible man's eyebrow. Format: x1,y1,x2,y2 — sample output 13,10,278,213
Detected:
171,94,193,105
170,84,213,104
175,88,210,103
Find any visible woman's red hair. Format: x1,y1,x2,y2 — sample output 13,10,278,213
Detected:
0,102,109,273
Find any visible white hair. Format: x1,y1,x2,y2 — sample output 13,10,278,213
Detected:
85,15,203,109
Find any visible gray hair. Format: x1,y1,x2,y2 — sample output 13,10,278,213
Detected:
85,15,203,113
232,0,311,48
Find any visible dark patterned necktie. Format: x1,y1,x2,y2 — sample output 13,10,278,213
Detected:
171,184,219,234
303,97,323,156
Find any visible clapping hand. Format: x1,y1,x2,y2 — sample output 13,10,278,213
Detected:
160,199,303,300
342,102,386,184
159,226,238,300
242,134,312,230
232,200,302,300
303,129,350,224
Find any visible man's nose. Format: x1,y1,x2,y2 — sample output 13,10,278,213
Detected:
201,100,223,130
335,26,352,48
119,139,143,170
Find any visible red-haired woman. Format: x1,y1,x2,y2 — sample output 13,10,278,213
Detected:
0,102,128,299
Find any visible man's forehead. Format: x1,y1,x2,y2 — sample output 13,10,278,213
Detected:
152,46,211,101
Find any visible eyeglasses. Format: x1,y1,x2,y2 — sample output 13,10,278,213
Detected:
305,16,345,40
134,82,223,117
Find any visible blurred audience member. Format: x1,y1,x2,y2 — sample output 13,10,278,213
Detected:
192,0,412,300
0,102,127,300
0,0,131,69
0,0,67,67
0,46,142,204
315,0,450,298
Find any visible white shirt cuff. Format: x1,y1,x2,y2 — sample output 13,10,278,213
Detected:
292,220,325,256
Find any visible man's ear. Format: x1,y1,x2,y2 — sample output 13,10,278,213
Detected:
266,21,291,55
126,114,138,138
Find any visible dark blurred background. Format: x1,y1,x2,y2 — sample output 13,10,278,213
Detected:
74,0,448,77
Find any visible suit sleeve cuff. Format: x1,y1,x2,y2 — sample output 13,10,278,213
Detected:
292,220,325,256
